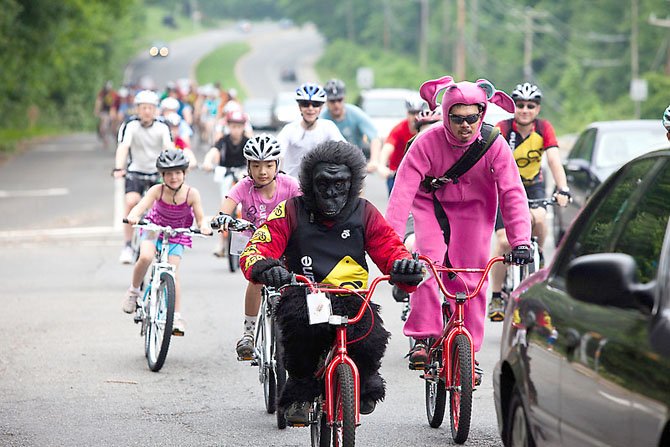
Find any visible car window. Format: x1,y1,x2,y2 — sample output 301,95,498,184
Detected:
555,157,669,284
594,129,667,170
361,98,407,118
568,128,597,162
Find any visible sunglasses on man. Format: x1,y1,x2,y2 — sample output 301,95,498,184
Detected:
448,113,481,125
297,100,323,108
515,102,537,110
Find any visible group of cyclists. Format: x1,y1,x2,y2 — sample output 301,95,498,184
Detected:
112,73,581,428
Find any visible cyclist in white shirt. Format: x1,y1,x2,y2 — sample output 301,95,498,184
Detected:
113,89,175,264
276,83,345,178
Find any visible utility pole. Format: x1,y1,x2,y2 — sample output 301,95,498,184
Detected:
454,0,466,81
648,13,670,75
631,0,641,118
522,7,551,81
442,0,451,68
383,0,390,50
419,0,429,72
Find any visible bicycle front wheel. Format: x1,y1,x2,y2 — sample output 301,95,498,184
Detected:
331,364,356,447
425,343,446,428
261,314,276,414
449,334,473,444
145,272,175,372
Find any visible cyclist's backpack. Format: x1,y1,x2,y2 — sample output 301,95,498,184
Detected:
418,123,500,277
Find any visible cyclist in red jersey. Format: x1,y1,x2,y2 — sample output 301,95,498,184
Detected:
377,97,426,194
487,82,570,321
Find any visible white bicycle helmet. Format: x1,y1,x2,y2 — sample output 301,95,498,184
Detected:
134,89,160,106
160,96,180,111
663,105,670,131
164,112,181,127
511,82,543,103
405,95,427,112
295,83,327,103
415,108,443,131
243,134,282,162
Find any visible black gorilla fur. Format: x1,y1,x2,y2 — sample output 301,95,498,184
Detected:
250,141,390,410
274,284,390,408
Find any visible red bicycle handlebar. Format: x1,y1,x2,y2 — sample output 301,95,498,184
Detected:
417,254,506,300
291,274,391,325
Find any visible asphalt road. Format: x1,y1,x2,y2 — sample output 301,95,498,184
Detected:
0,22,564,447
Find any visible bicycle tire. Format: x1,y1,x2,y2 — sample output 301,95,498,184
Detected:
275,324,287,429
425,344,446,428
449,334,473,444
262,314,277,414
310,401,331,447
145,272,175,372
331,364,356,447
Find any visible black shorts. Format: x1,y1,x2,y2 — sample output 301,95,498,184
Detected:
125,171,160,195
495,182,545,231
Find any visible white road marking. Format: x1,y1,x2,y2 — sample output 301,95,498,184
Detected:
0,188,69,198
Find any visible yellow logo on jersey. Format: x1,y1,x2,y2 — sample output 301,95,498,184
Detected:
244,254,266,271
250,224,272,244
240,243,261,257
321,256,368,290
267,201,286,221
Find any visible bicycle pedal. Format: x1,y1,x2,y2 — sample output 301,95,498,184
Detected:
408,362,425,370
172,329,184,337
237,355,255,362
133,315,142,324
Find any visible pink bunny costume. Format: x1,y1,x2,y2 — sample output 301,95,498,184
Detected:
385,76,531,351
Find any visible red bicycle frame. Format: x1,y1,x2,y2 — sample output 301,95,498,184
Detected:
292,274,390,427
417,255,505,388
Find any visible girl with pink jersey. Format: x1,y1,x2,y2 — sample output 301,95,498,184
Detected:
212,134,301,359
385,76,532,380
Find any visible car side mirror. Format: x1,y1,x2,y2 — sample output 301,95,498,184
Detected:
566,253,655,313
565,159,591,173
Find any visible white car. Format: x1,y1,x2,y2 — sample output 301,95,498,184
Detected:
271,91,301,129
357,88,419,140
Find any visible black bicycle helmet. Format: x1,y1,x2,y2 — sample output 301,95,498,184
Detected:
324,79,346,100
156,149,189,172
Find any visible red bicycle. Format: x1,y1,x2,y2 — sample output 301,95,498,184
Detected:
289,273,391,447
416,254,508,444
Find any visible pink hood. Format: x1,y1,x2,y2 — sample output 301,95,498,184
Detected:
419,76,515,147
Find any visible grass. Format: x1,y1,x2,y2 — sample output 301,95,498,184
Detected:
194,42,251,100
0,127,63,155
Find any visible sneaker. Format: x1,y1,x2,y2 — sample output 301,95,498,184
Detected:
408,340,428,368
212,246,227,258
236,334,255,360
474,360,484,387
172,313,185,336
121,288,140,314
284,401,311,425
360,398,376,415
119,245,134,264
488,296,505,322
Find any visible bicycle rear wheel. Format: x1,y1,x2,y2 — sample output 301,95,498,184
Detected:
261,314,277,414
145,272,175,372
275,326,287,429
331,364,356,447
449,334,473,444
425,343,446,428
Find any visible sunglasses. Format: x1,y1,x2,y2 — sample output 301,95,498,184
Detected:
448,113,481,125
297,100,323,108
515,102,537,110
327,98,344,103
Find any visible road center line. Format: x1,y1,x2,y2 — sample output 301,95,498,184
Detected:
0,188,69,198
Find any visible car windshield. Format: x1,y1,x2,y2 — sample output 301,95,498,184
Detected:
595,129,667,169
362,98,407,118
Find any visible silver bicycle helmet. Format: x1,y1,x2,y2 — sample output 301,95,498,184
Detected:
663,105,670,131
414,108,443,131
156,149,189,172
511,82,543,103
295,83,327,103
405,95,427,112
324,79,346,100
243,134,282,162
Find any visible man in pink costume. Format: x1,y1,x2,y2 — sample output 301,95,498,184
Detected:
385,76,532,371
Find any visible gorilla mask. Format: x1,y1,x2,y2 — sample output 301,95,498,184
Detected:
313,162,351,217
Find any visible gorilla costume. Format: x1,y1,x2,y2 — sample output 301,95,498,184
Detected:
239,140,423,423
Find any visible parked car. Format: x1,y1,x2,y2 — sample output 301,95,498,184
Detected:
493,147,670,447
357,88,419,140
243,98,274,130
271,91,300,129
553,120,667,245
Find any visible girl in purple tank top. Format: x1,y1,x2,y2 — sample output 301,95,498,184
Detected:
212,134,300,360
122,149,213,336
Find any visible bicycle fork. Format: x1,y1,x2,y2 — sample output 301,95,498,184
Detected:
442,294,477,390
321,324,361,427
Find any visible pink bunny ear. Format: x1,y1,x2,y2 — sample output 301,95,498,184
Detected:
475,78,515,113
419,76,454,110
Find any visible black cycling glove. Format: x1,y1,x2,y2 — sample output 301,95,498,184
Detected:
260,265,292,289
390,258,424,286
511,245,532,265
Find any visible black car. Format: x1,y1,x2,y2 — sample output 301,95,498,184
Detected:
553,120,667,245
493,148,670,446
